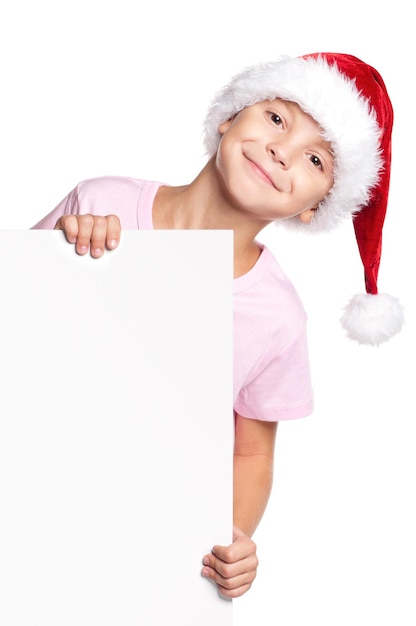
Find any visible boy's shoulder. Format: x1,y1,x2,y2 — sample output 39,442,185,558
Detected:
235,245,307,342
75,175,151,199
72,176,162,228
236,246,304,305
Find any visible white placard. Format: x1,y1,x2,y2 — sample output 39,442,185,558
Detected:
0,230,233,625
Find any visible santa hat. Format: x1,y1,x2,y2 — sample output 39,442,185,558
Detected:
204,52,404,346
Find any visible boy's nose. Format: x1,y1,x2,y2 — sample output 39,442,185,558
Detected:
268,141,291,169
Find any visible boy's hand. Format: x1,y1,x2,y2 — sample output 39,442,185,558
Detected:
54,214,121,258
201,526,258,598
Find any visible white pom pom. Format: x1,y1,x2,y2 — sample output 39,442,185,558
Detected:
340,293,405,346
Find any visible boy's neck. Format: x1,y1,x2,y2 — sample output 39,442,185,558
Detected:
152,158,267,278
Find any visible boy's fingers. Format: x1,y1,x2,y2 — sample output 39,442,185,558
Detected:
89,215,111,258
104,214,122,250
74,214,95,256
54,214,93,254
201,563,254,598
54,214,121,257
54,215,79,244
201,532,258,597
204,550,257,578
218,582,252,599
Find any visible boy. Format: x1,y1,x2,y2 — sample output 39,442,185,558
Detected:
32,52,403,598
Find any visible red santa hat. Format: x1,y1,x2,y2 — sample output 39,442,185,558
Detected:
204,52,404,346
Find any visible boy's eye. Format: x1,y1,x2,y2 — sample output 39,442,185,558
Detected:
310,155,322,168
270,113,283,126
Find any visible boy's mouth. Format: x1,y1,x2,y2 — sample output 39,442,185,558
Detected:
245,156,281,191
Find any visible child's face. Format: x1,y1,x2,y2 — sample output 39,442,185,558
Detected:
216,98,334,224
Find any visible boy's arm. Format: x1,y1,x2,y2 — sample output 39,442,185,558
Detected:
233,414,277,535
202,414,277,598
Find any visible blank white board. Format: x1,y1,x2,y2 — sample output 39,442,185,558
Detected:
0,230,233,625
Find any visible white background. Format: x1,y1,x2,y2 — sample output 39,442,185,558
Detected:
0,1,414,624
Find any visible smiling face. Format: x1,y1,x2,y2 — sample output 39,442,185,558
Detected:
215,98,334,225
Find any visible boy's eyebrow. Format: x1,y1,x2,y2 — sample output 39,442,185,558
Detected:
314,133,334,155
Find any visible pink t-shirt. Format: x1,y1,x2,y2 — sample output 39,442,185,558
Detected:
33,176,314,422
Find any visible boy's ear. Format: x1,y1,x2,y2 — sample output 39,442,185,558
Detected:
298,207,317,224
218,116,235,135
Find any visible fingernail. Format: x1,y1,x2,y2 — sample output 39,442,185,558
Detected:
93,248,102,257
108,239,118,249
203,557,210,566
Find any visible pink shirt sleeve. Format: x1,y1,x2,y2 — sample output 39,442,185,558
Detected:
234,322,313,421
233,247,313,422
31,176,148,230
